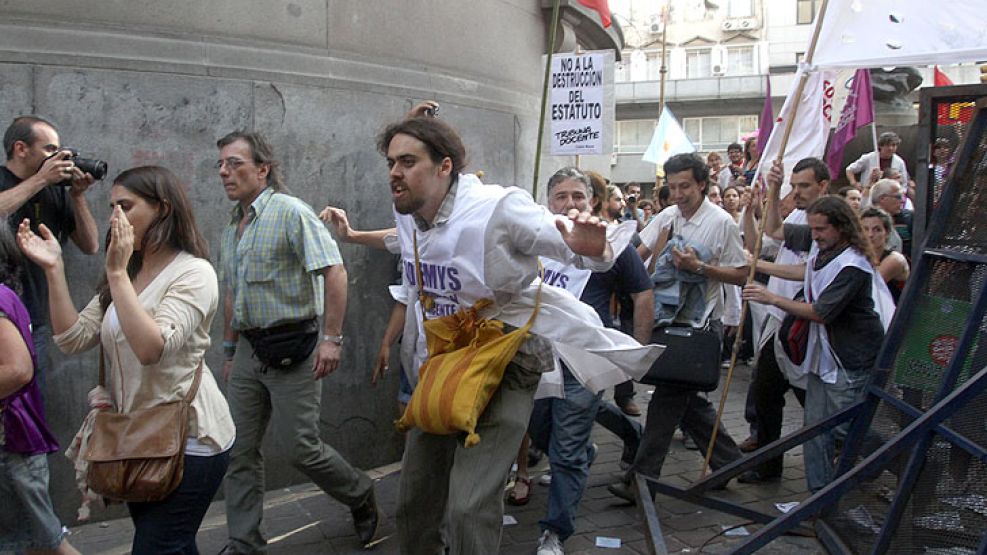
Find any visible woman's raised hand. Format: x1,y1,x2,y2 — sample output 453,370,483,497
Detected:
16,219,62,271
106,205,134,275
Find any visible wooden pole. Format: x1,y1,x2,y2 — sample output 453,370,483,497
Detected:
655,2,670,192
700,0,832,478
532,0,562,202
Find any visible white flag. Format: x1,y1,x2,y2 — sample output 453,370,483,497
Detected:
754,67,837,195
642,107,695,165
812,0,987,69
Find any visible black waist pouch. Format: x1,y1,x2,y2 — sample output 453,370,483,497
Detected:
242,318,319,369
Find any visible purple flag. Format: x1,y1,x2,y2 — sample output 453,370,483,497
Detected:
755,76,773,160
826,68,874,179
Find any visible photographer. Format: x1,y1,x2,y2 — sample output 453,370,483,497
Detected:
622,181,646,231
0,116,99,388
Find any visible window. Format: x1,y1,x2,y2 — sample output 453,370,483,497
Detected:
682,115,758,152
797,0,819,24
685,48,712,79
725,0,752,17
724,46,755,76
616,120,656,153
645,50,670,81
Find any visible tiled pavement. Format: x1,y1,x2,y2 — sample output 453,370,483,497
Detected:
67,363,826,554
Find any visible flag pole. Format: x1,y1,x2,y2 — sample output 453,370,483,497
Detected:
700,0,832,478
654,1,670,192
532,0,562,201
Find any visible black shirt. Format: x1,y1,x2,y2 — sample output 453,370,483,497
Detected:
0,166,76,326
782,228,884,370
580,244,652,330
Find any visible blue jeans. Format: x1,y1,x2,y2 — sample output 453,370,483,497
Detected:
528,367,602,541
127,451,230,555
804,368,872,492
0,449,65,552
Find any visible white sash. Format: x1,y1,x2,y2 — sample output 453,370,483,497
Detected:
803,245,894,383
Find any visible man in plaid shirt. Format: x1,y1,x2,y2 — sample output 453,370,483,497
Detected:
215,131,381,554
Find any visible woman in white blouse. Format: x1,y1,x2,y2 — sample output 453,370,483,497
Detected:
18,165,234,555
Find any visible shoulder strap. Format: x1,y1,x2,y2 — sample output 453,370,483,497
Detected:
413,230,430,321
519,261,545,332
98,345,203,404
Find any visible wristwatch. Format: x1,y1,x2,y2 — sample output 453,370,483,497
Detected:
695,262,706,275
322,334,344,345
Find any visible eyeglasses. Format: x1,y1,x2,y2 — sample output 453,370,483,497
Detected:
882,193,903,200
214,157,250,170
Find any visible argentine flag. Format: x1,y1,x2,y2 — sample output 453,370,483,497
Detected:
642,107,695,165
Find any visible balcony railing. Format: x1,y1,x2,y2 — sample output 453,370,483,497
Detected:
616,74,768,103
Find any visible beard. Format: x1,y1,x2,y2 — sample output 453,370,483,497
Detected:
393,192,425,215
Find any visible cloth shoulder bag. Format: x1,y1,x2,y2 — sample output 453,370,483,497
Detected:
84,349,202,503
395,232,542,447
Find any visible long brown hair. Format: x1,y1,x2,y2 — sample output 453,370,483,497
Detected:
97,166,209,311
807,195,877,265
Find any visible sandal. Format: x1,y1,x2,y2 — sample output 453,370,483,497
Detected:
506,476,531,506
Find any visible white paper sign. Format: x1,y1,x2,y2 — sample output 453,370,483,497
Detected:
550,53,605,155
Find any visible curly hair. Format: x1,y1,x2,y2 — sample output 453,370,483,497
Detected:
807,195,877,265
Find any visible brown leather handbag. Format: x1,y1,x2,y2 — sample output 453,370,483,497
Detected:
84,350,203,503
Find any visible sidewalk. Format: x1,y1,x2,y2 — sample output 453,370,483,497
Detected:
67,363,825,554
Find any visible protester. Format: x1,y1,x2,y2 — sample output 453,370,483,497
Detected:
19,166,234,554
656,184,671,212
722,185,742,224
622,181,645,229
0,116,100,390
609,153,747,502
837,185,863,212
0,223,80,555
603,184,625,222
213,131,381,553
743,195,893,492
707,184,722,207
737,158,829,481
930,137,954,205
845,131,909,193
371,113,657,554
528,167,654,555
870,178,913,258
639,198,656,226
706,152,724,184
718,142,745,190
860,207,909,303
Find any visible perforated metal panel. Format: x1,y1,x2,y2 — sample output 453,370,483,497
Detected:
819,100,987,554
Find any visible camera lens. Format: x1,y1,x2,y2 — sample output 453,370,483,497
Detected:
75,157,108,180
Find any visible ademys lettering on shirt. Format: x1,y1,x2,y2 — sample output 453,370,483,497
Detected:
395,180,505,321
540,257,591,298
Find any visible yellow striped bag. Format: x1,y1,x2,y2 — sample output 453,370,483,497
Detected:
395,233,542,446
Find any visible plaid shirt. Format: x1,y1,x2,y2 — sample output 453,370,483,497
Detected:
220,187,342,331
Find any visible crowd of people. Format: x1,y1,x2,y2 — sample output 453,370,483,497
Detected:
0,104,918,555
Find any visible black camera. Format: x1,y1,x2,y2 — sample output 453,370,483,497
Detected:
627,195,637,204
43,148,108,184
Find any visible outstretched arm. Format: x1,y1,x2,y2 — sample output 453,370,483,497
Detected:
319,206,396,252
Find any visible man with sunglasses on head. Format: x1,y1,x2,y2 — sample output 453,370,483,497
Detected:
215,130,380,554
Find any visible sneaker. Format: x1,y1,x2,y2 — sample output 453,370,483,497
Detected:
587,442,599,467
351,488,386,546
536,529,565,555
538,472,553,486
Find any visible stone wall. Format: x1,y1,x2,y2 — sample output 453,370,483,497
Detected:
0,1,554,524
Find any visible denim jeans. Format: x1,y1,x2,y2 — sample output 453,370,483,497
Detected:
127,451,230,555
0,449,65,552
804,368,872,492
593,400,642,465
528,366,602,541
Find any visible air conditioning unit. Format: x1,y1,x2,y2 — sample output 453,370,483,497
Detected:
722,17,761,31
712,64,726,76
